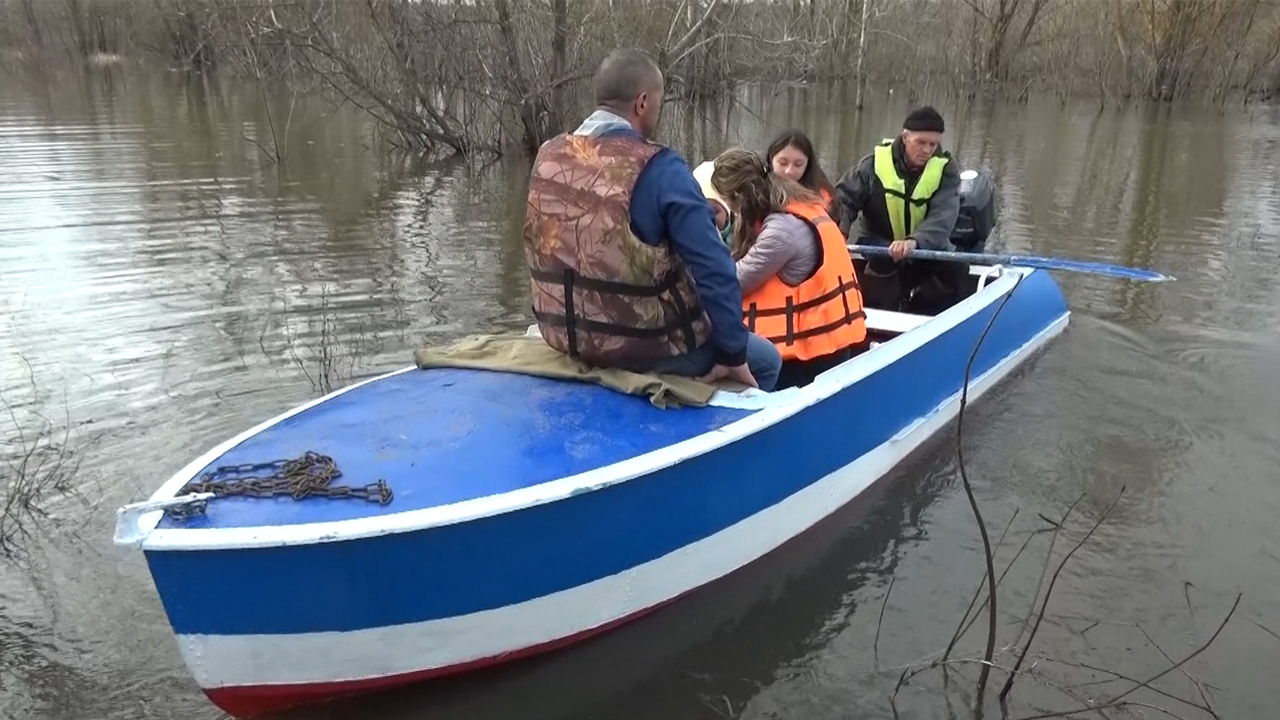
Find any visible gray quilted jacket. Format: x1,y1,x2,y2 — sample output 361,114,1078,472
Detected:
736,212,819,295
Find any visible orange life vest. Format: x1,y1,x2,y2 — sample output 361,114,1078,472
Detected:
816,186,843,226
742,201,867,362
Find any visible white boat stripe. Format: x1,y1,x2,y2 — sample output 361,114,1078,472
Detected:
179,313,1067,689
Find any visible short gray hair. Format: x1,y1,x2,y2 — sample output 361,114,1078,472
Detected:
594,49,663,108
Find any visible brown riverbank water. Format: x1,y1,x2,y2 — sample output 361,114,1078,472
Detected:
1,67,1278,720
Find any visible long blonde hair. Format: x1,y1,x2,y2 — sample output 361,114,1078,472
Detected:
710,148,823,259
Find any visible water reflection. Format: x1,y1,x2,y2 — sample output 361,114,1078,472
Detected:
1,67,1279,720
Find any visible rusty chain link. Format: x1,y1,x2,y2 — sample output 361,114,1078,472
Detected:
169,451,392,519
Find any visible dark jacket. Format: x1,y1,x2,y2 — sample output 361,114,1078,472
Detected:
834,137,961,252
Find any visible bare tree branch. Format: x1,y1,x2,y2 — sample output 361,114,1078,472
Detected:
667,0,724,68
1106,594,1241,707
1000,488,1127,701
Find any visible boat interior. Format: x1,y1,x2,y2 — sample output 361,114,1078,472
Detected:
699,262,1020,412
864,263,1002,346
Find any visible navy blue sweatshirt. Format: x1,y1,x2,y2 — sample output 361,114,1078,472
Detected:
605,127,748,367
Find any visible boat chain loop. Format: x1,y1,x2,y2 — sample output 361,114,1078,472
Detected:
169,451,393,519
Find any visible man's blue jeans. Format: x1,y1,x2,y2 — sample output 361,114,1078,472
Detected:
620,333,782,392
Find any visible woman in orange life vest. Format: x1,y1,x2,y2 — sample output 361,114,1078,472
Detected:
709,149,868,390
766,129,843,227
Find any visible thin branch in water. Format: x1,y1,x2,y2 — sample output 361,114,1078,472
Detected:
1251,616,1280,643
955,523,1059,648
1013,663,1118,720
1105,593,1241,707
890,663,912,704
0,357,86,557
892,651,991,705
1184,581,1197,626
1000,487,1127,701
1009,494,1086,651
874,575,895,668
952,520,1059,645
1044,657,1215,717
942,508,1021,661
1114,701,1198,720
1134,624,1219,719
1013,698,1196,720
955,272,1025,712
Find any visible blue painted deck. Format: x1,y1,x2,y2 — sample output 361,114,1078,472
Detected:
156,368,755,530
144,270,1071,636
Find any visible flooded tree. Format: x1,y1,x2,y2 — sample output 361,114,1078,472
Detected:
0,357,90,558
1,0,1278,154
961,0,1054,82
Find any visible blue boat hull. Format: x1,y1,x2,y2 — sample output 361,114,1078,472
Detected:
119,267,1069,717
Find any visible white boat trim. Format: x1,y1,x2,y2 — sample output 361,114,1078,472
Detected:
862,307,932,335
134,268,1056,552
178,306,1069,689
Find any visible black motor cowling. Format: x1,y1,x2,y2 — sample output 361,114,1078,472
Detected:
949,169,997,252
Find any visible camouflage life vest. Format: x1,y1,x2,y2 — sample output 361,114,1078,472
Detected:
524,132,712,365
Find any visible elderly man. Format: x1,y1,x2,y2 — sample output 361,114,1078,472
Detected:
523,49,781,391
834,106,964,314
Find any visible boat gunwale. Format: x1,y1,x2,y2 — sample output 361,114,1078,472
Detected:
129,266,1056,552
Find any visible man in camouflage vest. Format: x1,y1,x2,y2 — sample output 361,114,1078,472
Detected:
525,49,781,391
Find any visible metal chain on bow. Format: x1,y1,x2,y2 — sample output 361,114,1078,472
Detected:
168,451,392,519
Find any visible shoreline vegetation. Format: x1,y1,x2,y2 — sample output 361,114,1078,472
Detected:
2,0,1278,158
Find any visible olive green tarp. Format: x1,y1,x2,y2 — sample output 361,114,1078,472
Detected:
413,333,747,409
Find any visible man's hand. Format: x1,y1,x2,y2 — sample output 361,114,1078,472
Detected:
889,238,917,261
698,362,759,388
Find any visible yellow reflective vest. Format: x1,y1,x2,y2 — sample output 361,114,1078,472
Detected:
873,138,950,241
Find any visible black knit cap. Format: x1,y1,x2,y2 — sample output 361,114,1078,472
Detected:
903,105,945,133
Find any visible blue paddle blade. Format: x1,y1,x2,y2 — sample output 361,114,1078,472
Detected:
998,255,1174,283
847,245,1175,283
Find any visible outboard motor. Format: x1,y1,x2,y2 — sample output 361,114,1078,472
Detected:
949,169,998,253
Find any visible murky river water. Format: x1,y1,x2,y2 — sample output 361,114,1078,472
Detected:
2,67,1278,720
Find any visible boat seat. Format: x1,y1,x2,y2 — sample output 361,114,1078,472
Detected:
864,308,931,336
